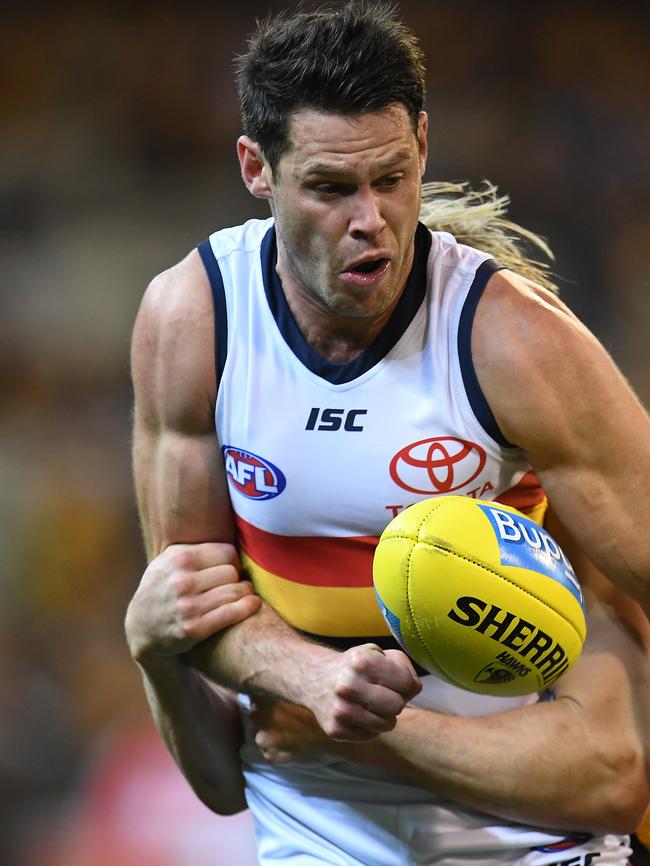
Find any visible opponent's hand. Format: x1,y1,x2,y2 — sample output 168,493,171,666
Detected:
309,644,421,741
125,542,261,663
250,698,329,765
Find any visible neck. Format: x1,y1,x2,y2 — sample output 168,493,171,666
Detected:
284,299,398,363
275,245,416,364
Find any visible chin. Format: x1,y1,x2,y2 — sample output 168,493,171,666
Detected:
335,295,395,320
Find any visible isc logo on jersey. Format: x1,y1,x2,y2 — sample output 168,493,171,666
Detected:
222,446,286,500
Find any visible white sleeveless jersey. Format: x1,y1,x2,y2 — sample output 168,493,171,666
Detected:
198,219,630,866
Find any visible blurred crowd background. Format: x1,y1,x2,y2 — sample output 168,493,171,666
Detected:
2,1,649,864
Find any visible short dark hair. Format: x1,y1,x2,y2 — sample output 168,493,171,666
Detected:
235,1,426,175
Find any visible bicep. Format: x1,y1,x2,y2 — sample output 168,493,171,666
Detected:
133,422,235,559
474,273,650,612
131,261,234,560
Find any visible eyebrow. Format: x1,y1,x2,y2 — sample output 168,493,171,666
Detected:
302,150,414,179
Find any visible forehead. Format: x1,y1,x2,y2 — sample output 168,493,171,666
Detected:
282,103,418,176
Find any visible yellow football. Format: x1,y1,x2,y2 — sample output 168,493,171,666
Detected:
372,496,586,696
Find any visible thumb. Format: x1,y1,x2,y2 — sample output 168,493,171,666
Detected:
384,649,422,693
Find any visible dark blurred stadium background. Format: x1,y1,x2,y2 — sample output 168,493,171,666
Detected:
1,2,649,864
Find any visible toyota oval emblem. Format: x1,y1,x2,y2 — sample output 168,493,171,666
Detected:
389,436,486,494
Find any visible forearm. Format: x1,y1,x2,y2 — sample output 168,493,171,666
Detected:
345,700,593,829
187,600,422,741
339,686,645,833
252,691,634,831
187,600,334,706
137,655,247,815
348,535,650,831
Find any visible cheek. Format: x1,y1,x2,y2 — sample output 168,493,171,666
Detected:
278,200,318,243
393,187,420,228
293,211,339,257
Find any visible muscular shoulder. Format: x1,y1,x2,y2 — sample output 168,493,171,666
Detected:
131,249,215,433
471,269,612,450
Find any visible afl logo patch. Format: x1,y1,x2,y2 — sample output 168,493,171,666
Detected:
222,446,286,501
390,436,486,494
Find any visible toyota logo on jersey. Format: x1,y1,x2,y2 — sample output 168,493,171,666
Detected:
222,446,286,500
390,436,486,494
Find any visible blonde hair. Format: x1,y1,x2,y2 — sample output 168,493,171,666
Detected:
419,181,557,292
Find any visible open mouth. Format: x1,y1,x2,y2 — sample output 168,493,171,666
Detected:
350,257,389,274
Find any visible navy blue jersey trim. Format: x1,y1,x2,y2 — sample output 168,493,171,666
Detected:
197,239,228,384
261,222,433,384
457,259,514,448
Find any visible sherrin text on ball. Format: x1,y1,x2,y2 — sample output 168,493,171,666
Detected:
372,496,586,696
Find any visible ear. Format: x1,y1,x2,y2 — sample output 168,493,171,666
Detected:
237,136,273,199
417,111,428,177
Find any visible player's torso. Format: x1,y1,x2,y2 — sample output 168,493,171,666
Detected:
201,218,545,646
197,219,629,862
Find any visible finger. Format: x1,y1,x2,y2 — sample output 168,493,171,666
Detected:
189,580,256,615
260,746,293,764
342,704,399,733
176,564,249,598
365,650,421,696
168,542,241,573
197,593,261,634
255,729,282,751
269,750,293,764
384,649,418,679
361,684,408,718
325,701,399,739
329,722,386,743
334,675,406,718
175,581,251,622
191,562,242,593
382,651,422,701
336,652,418,707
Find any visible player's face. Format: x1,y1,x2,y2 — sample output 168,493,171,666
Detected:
266,104,427,323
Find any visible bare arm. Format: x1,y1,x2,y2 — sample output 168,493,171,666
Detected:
126,253,262,813
357,522,650,833
188,599,422,741
127,250,420,777
253,523,650,832
473,271,650,614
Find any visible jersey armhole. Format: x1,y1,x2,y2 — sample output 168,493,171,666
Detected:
457,259,514,449
197,239,228,385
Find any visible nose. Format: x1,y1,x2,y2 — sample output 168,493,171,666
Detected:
348,187,386,240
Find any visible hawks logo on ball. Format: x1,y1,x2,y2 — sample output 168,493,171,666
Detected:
372,496,586,696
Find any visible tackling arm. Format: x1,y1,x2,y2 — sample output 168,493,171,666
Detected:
253,531,650,832
127,250,420,783
368,516,650,832
127,253,261,813
363,585,648,831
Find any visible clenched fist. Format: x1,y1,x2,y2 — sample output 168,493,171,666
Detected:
309,643,421,741
125,542,261,662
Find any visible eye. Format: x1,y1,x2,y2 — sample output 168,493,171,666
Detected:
377,175,402,189
312,182,354,197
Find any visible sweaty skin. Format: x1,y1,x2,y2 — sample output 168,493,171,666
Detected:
127,103,650,829
251,517,650,833
237,105,428,360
